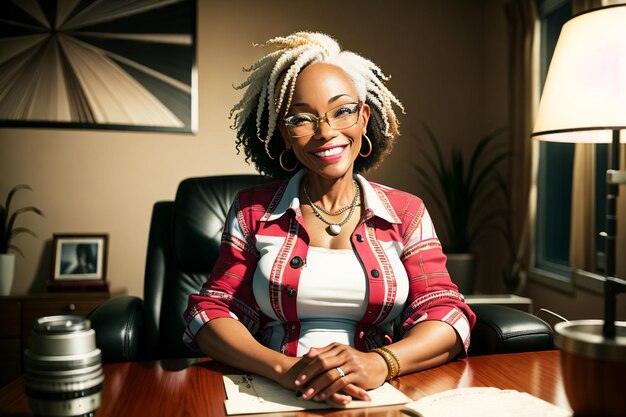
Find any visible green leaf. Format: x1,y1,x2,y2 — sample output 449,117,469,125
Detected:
413,128,448,191
467,150,514,204
409,123,511,253
6,226,38,241
466,127,507,186
0,206,6,252
7,244,25,257
7,207,44,242
470,223,511,247
4,185,32,216
420,121,447,179
1,185,44,255
469,183,508,220
409,162,453,239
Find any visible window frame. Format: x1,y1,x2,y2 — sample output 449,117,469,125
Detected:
530,0,607,294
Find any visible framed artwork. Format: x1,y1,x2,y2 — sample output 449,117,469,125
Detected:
0,0,197,133
49,234,109,292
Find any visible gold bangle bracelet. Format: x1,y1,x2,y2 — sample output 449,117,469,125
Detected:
379,346,401,378
371,347,401,381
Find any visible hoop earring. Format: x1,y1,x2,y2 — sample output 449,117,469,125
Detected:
279,149,298,172
359,134,373,158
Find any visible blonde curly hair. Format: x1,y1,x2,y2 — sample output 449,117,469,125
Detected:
230,32,404,178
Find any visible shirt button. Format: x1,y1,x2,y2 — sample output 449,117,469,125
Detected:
286,287,297,297
356,234,364,242
290,256,304,268
359,331,365,339
371,269,380,278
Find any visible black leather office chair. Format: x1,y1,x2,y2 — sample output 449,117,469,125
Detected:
89,175,553,363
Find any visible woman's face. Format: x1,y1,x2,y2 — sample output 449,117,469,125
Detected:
278,63,370,180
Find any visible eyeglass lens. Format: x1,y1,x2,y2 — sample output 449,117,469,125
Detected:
285,102,360,137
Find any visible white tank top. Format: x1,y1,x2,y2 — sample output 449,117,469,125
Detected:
253,245,408,356
253,247,366,356
295,247,368,355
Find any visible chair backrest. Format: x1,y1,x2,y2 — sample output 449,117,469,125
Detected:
143,175,270,359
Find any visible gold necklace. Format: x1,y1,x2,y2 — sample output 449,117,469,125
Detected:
302,179,360,236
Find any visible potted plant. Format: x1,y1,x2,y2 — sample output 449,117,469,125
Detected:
409,123,511,294
0,185,44,295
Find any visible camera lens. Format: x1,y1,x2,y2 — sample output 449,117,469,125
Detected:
24,315,103,417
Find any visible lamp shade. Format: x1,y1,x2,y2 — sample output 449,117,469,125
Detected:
532,5,626,143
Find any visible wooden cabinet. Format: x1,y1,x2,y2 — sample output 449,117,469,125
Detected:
0,291,120,387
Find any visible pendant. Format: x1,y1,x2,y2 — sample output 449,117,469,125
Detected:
327,224,341,236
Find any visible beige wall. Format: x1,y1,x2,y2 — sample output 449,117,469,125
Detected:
1,0,510,297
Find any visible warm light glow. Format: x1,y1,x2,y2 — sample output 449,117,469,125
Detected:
532,5,626,143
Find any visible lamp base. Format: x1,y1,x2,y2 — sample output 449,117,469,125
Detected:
555,320,626,417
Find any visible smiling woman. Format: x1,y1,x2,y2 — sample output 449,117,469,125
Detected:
229,32,403,180
277,63,370,185
0,0,196,132
183,31,476,407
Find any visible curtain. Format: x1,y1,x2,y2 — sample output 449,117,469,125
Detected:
569,143,596,271
504,0,538,292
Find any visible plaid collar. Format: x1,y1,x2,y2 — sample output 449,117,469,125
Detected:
261,169,401,224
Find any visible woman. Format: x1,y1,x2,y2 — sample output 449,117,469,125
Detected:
183,32,475,405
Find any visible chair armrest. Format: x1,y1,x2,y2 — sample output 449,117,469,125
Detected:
468,304,554,356
89,295,144,363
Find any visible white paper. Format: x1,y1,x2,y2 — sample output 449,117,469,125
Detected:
223,374,411,415
404,387,572,417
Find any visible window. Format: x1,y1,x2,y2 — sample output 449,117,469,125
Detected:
535,0,607,279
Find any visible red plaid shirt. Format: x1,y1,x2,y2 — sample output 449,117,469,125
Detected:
183,170,476,356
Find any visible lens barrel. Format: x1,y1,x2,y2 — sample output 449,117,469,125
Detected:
24,315,103,417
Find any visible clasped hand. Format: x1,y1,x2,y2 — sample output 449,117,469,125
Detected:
278,343,388,405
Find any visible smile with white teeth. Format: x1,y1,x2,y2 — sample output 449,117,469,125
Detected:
313,146,345,157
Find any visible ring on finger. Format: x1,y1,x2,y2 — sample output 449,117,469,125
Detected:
335,367,346,378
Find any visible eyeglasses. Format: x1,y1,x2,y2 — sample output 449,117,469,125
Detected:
283,102,362,138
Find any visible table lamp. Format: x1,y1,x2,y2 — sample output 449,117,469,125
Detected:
531,4,626,417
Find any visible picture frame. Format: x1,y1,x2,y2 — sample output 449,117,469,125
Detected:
49,234,109,292
0,0,197,133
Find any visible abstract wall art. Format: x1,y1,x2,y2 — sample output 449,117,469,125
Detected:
0,0,197,133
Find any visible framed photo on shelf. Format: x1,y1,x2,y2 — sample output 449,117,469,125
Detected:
49,234,109,292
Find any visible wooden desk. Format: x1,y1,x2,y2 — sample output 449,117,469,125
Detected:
0,350,570,416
